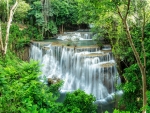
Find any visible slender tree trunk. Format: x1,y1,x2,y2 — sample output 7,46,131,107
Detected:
124,21,146,113
116,0,147,112
142,69,147,113
0,21,4,54
141,5,147,113
4,1,18,55
62,24,64,34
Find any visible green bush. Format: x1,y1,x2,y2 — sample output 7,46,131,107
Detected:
0,54,62,113
22,25,43,41
113,109,130,113
61,89,97,113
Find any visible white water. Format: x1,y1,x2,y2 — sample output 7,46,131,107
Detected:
30,32,122,103
57,32,93,41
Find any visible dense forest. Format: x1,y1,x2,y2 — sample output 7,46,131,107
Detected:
0,0,150,113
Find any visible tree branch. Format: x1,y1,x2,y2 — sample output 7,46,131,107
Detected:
125,0,131,20
141,3,146,69
116,5,124,21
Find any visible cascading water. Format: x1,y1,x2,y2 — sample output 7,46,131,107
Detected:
30,32,122,109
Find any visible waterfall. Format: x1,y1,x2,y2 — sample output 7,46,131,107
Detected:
30,32,122,103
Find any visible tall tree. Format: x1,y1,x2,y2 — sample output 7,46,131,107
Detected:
113,1,149,112
0,0,18,55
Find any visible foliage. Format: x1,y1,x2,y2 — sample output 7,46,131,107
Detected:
105,109,132,113
14,1,31,22
22,25,43,41
67,0,79,25
0,0,84,37
92,34,103,47
115,24,150,112
118,64,142,112
147,91,150,112
51,0,69,26
28,1,43,27
51,0,79,33
112,109,130,113
0,0,18,22
91,26,110,47
15,38,30,49
1,23,43,51
47,20,58,35
48,80,63,97
0,0,7,21
9,24,31,50
61,89,97,113
77,0,99,24
0,53,63,113
27,0,57,36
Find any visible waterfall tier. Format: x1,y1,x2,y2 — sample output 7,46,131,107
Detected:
30,32,122,104
30,42,121,100
57,32,93,41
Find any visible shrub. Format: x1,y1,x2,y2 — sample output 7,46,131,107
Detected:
61,89,97,113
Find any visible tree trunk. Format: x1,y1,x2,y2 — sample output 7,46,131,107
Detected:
62,24,64,33
142,69,147,113
124,20,147,113
4,1,18,55
0,21,4,54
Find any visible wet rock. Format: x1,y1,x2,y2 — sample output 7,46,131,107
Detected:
48,77,61,85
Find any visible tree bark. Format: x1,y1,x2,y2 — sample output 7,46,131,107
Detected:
141,5,147,113
62,24,64,34
4,1,18,55
0,22,4,54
